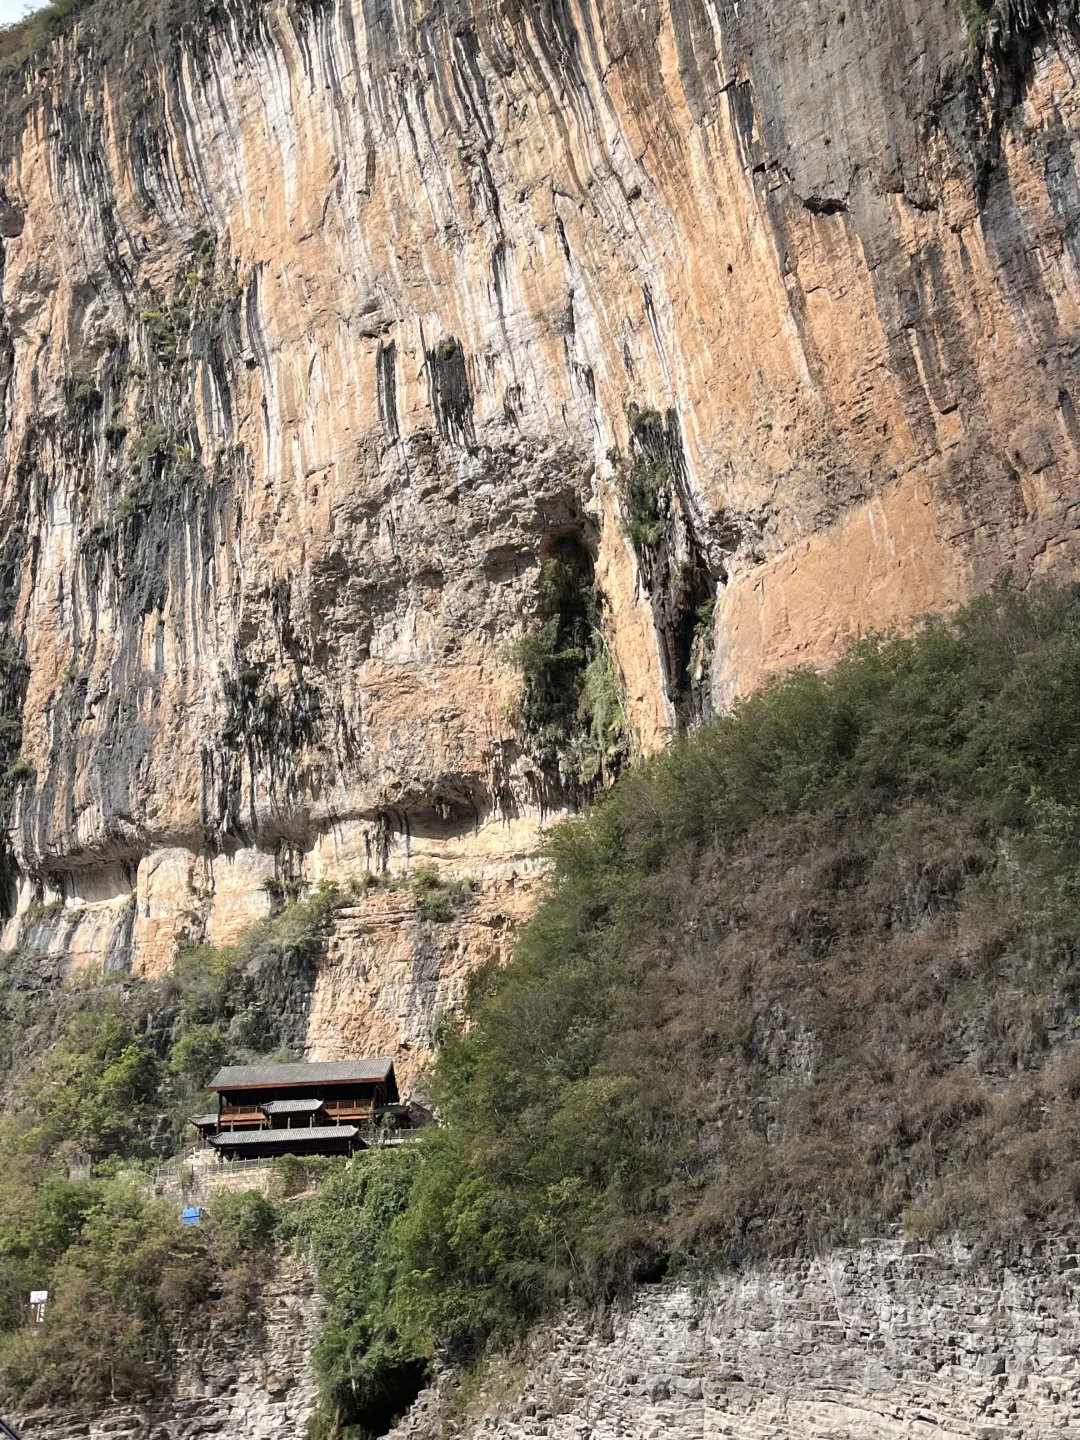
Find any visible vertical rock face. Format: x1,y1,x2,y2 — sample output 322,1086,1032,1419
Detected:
2,0,1080,1048
304,842,547,1090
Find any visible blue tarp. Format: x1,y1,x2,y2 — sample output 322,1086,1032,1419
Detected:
180,1207,204,1225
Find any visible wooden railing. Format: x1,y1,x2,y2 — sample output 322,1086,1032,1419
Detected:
218,1104,267,1128
217,1098,381,1127
324,1099,375,1121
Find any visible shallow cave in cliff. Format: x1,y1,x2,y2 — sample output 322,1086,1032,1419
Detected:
537,528,598,607
512,527,628,797
664,554,716,729
518,532,597,743
370,784,491,843
334,1358,430,1438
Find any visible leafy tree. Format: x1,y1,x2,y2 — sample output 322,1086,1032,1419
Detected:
170,1023,228,1087
287,1152,425,1437
22,1013,162,1157
0,1180,214,1409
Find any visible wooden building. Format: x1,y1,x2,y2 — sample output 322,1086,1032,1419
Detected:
191,1057,404,1160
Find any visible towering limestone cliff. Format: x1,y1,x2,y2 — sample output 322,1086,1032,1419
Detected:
3,0,1080,1059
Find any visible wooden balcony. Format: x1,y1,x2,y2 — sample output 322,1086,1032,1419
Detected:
218,1104,267,1129
323,1099,376,1121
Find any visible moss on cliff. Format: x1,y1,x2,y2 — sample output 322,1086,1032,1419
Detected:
511,549,629,793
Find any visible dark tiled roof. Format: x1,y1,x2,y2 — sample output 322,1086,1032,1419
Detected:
189,1114,220,1129
208,1058,394,1091
209,1124,360,1147
261,1098,325,1115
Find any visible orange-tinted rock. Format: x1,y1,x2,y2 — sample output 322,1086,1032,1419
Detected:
2,0,1080,1076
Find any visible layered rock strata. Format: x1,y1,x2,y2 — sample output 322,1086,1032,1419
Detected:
2,0,1080,1027
389,1235,1080,1440
19,1233,1080,1440
13,1258,320,1440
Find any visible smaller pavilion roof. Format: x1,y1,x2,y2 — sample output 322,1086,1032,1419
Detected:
261,1098,325,1115
189,1114,220,1129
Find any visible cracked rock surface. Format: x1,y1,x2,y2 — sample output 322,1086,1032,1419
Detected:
388,1237,1080,1440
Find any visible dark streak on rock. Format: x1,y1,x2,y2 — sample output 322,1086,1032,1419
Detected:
377,339,400,443
427,336,476,451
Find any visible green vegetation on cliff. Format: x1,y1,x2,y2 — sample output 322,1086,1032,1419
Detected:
283,1153,427,1437
0,884,346,1408
511,554,629,790
0,864,482,1415
0,0,85,67
414,577,1080,1310
9,579,1080,1433
0,1175,267,1411
302,578,1080,1433
0,0,220,71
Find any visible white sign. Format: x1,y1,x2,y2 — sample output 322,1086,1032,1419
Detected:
29,1291,47,1304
